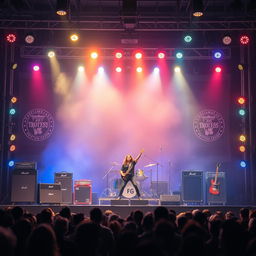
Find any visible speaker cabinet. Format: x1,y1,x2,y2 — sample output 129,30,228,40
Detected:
11,169,37,203
160,194,181,205
74,184,92,205
182,171,204,203
54,172,73,204
39,183,61,204
151,181,169,196
206,172,226,205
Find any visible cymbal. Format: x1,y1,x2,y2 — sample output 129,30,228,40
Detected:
144,163,157,167
111,162,120,166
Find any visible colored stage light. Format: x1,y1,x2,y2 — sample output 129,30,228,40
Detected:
115,67,122,72
240,161,246,168
238,97,245,105
90,52,98,59
70,34,79,41
98,67,104,73
9,108,16,115
176,52,183,59
33,65,40,71
12,63,18,70
222,36,232,45
240,35,250,45
115,52,123,59
56,0,69,16
135,52,142,59
239,145,246,153
238,64,244,71
174,66,181,73
239,109,246,116
158,52,165,59
25,34,35,44
136,67,142,73
6,34,16,43
215,66,222,73
78,66,84,72
184,35,192,43
8,160,14,167
154,67,160,73
239,135,246,142
10,134,16,141
48,51,55,58
213,51,222,59
11,97,17,103
192,0,204,17
10,145,16,152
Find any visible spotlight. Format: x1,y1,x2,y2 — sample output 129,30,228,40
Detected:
238,64,244,71
70,33,79,42
238,97,246,105
135,52,142,59
48,51,55,58
11,63,18,70
239,145,246,153
239,135,246,142
10,134,16,141
222,36,232,45
176,52,183,59
33,65,40,71
213,51,222,59
192,0,204,17
9,145,16,152
153,67,160,73
157,52,165,59
8,160,14,167
115,67,122,72
6,34,16,43
90,52,98,59
98,67,104,73
174,66,181,73
136,67,143,73
25,34,35,44
240,160,246,168
215,66,222,73
240,35,250,45
115,52,123,59
11,97,17,103
239,109,246,116
9,108,16,115
78,66,84,72
184,35,192,43
56,0,69,16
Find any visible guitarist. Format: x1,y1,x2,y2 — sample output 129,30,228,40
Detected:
117,149,144,199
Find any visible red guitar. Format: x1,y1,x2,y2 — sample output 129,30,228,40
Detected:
209,163,221,195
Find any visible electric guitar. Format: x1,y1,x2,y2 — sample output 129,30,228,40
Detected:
120,163,133,181
209,163,221,195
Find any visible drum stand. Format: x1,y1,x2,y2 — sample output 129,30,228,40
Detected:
102,164,116,197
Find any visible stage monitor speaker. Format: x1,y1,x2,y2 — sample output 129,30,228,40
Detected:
39,183,61,204
111,199,129,206
182,171,204,203
206,172,226,205
151,181,169,196
160,194,181,205
54,172,73,204
11,169,37,203
74,184,92,204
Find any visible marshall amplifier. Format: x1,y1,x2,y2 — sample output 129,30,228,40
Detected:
11,169,37,203
74,183,92,205
14,162,37,170
39,183,61,204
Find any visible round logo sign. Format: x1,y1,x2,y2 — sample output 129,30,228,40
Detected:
22,108,54,141
193,109,225,142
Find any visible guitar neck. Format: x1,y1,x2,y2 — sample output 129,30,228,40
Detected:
214,165,219,183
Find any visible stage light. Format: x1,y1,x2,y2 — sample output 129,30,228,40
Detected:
11,97,17,103
238,97,246,105
238,64,244,71
70,34,79,42
98,67,104,73
56,0,69,16
192,0,204,17
239,135,246,142
239,146,246,153
90,52,98,59
11,63,18,70
6,34,16,43
154,67,160,73
8,160,14,167
135,52,142,59
9,108,16,115
136,67,143,73
240,35,250,45
215,66,222,73
33,65,40,71
213,51,222,59
222,36,232,45
78,66,84,72
239,109,246,116
10,145,16,152
115,52,123,59
174,66,181,73
115,67,122,72
176,52,183,59
158,52,165,59
48,51,55,58
184,35,192,43
25,34,35,44
240,160,246,168
10,134,16,141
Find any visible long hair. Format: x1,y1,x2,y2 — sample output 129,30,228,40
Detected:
122,155,134,166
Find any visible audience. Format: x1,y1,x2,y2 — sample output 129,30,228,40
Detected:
0,205,255,256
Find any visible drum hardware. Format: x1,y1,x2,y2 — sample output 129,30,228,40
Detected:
144,163,157,168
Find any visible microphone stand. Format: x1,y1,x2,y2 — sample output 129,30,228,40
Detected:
103,163,118,197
